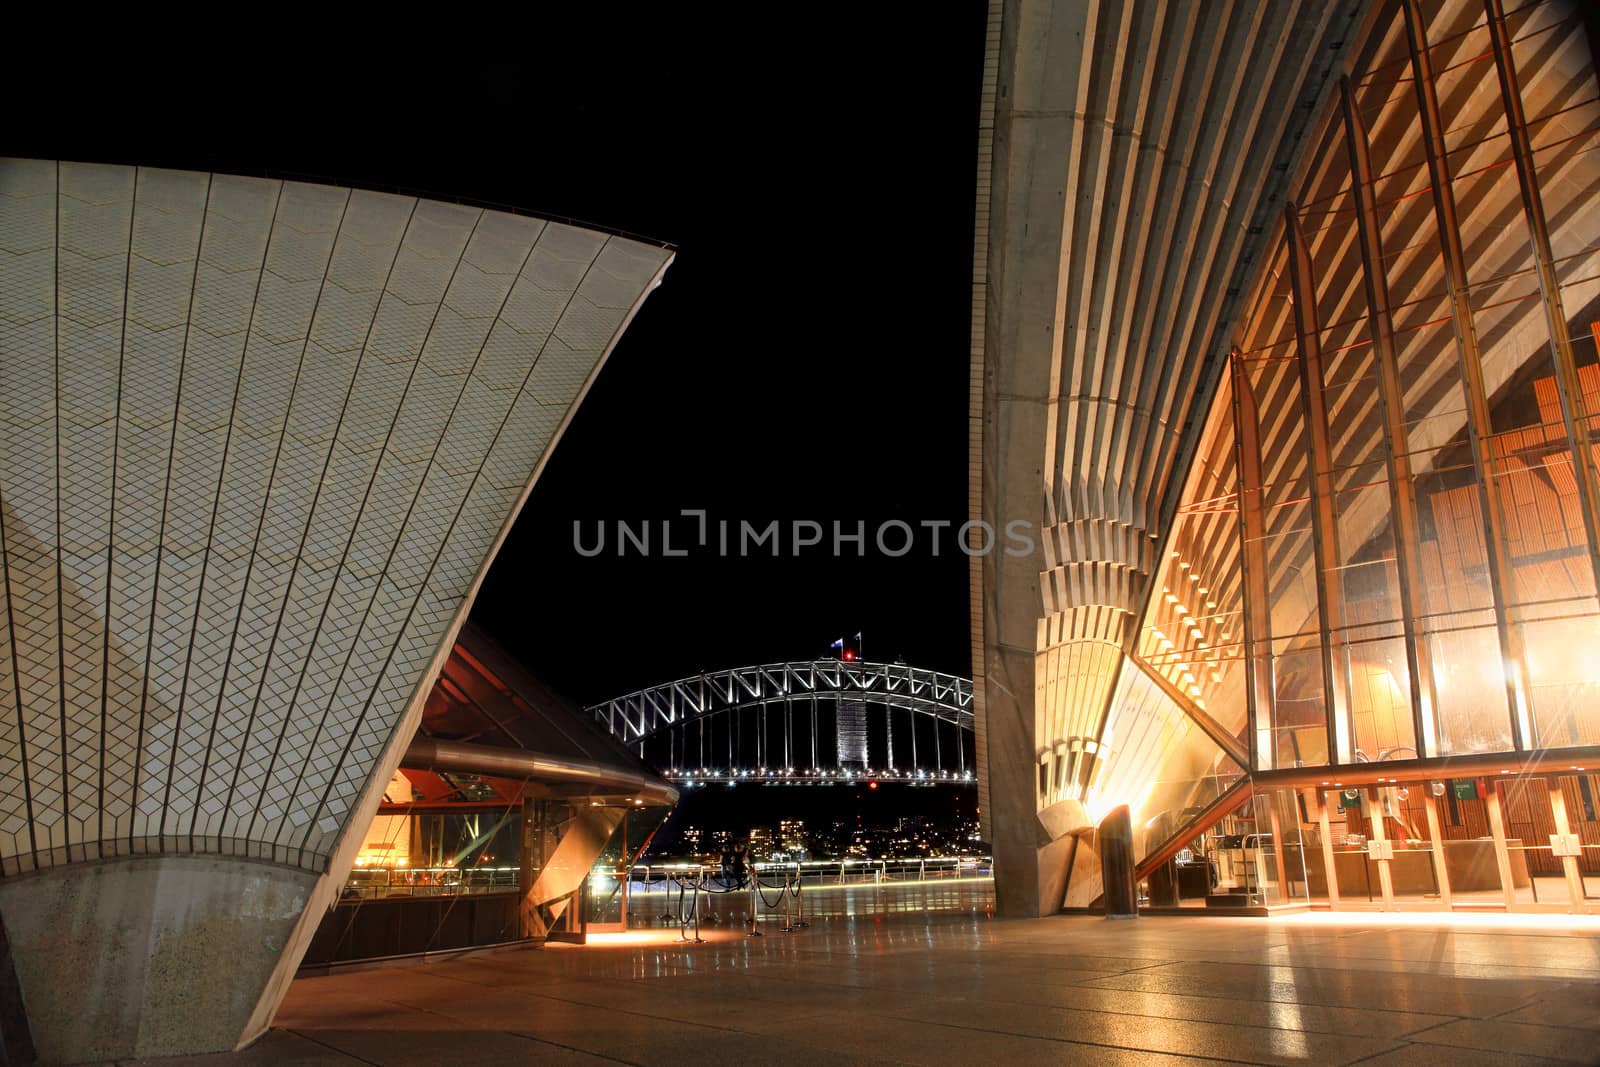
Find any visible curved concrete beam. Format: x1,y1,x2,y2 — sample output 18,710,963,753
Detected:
400,737,679,808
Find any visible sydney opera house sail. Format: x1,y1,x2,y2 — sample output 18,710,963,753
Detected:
973,0,1600,917
0,159,670,1059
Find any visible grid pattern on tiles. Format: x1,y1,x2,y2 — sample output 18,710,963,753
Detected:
0,160,670,877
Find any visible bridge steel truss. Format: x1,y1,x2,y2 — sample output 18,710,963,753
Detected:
587,660,976,783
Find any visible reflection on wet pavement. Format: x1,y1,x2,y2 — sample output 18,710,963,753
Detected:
136,910,1600,1066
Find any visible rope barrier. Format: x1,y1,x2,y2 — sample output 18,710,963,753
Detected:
671,872,704,943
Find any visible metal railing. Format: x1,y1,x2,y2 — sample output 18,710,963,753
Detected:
624,855,993,888
340,865,520,900
339,854,995,903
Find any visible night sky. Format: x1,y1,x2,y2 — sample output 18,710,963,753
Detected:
9,9,989,706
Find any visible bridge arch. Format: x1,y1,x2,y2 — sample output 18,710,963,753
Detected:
587,660,975,783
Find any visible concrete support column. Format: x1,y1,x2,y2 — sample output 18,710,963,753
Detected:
1268,798,1291,904
0,909,35,1065
1485,781,1519,909
1547,783,1588,913
1312,790,1341,909
1423,790,1454,909
0,857,323,1063
1363,789,1396,910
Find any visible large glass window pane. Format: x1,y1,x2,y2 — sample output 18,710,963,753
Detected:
1429,623,1515,753
1269,643,1329,768
1522,614,1600,747
1326,788,1381,906
1250,788,1311,907
1348,634,1418,762
1247,354,1330,769
1381,785,1447,907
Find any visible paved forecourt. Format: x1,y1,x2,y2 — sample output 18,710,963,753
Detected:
121,910,1600,1066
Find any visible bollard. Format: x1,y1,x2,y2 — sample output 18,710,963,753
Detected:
1146,858,1180,907
1100,805,1138,919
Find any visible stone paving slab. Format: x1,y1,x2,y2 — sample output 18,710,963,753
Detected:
122,912,1600,1066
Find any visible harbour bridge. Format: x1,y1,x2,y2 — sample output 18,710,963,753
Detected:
587,660,976,784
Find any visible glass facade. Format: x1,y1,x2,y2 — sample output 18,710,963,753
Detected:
345,808,522,899
1228,0,1600,771
304,622,679,964
1079,0,1600,913
585,805,672,929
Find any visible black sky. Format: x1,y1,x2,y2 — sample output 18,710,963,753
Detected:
9,9,990,704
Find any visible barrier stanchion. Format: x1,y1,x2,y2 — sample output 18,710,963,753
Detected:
748,871,764,936
791,865,808,929
675,870,705,943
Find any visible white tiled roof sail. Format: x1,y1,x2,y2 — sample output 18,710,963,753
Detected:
0,160,671,875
